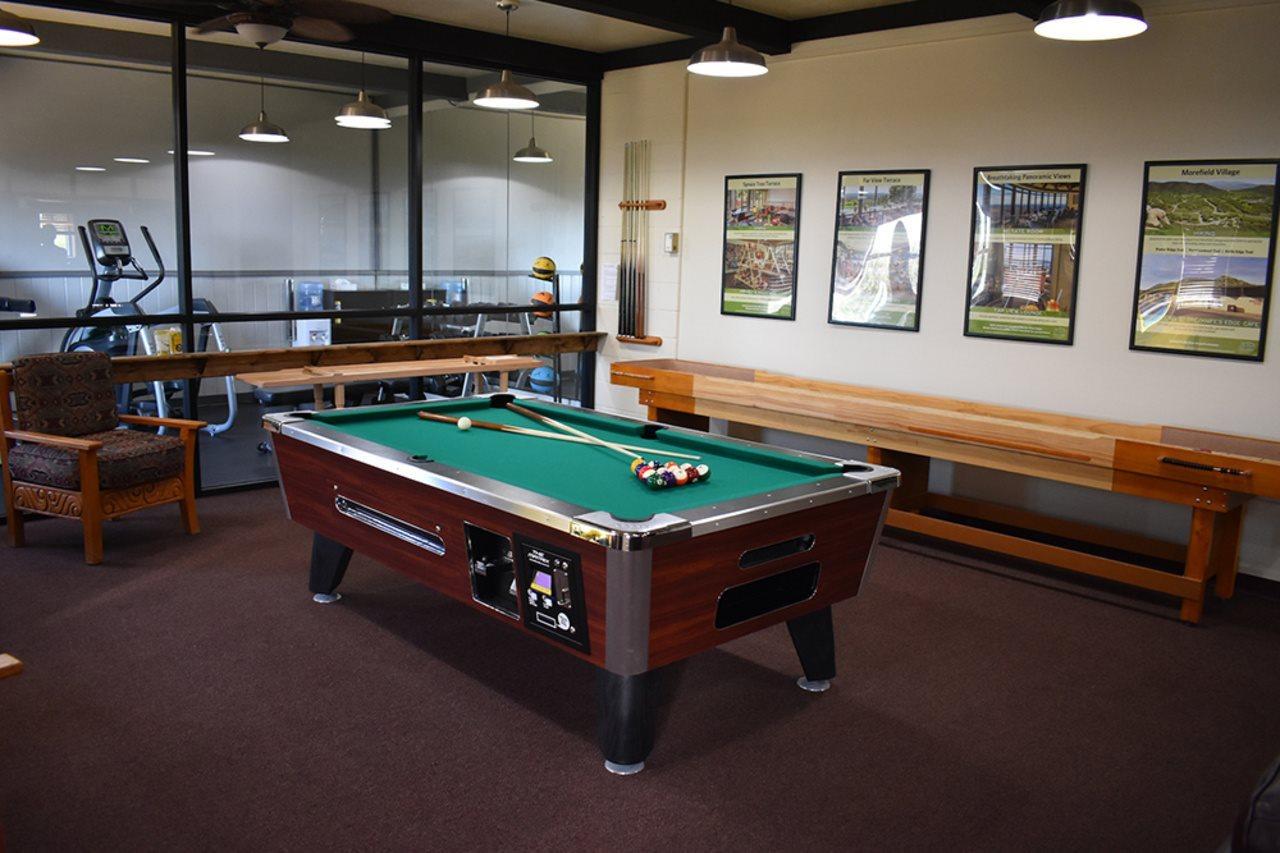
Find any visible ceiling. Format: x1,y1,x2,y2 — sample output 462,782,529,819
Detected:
5,0,1209,83
372,0,686,51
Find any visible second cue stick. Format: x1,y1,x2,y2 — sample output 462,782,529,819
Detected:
506,402,640,461
416,410,698,459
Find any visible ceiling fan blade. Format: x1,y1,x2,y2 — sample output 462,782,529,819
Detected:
288,16,355,41
289,0,391,24
193,13,241,34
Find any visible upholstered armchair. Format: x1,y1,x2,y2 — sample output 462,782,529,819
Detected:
0,351,204,564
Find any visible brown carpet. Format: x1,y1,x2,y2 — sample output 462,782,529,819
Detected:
2,488,1279,852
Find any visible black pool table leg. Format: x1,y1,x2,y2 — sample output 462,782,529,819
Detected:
787,606,836,693
310,533,353,604
596,669,655,775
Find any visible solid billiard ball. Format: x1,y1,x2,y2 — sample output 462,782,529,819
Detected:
457,417,472,431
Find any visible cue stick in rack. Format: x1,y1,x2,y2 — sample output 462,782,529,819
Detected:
620,141,634,337
505,402,641,462
616,140,662,346
417,410,700,459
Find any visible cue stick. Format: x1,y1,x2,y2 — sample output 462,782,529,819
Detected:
505,402,641,461
416,411,699,459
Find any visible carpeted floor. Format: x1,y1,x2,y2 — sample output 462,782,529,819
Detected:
2,488,1279,851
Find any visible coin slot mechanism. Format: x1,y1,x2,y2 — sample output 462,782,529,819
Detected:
514,535,589,653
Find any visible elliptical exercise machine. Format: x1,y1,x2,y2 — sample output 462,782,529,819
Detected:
62,219,237,435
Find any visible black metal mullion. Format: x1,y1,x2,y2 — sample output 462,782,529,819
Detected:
170,19,204,494
0,303,592,334
578,80,602,409
408,54,425,398
409,56,425,340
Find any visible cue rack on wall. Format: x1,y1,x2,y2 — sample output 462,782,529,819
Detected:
617,139,665,346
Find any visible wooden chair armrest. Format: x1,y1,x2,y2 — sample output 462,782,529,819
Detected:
4,430,104,452
118,414,208,431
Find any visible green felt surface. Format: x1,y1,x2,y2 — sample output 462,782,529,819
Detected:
307,398,844,521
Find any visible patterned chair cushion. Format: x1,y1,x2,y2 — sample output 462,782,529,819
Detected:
13,351,119,436
8,428,184,491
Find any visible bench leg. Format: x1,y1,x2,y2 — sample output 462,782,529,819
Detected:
787,605,836,692
310,533,353,604
1211,505,1244,600
1180,508,1215,624
597,669,655,775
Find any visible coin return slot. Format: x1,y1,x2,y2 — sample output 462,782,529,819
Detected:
739,534,816,569
334,496,444,555
715,563,821,629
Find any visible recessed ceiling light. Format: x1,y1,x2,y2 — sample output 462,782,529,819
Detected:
75,166,106,172
166,149,217,156
113,157,151,164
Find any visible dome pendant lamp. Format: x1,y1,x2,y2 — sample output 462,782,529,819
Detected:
513,114,553,163
474,0,539,110
687,26,767,77
336,53,391,130
0,6,39,46
240,50,289,143
1034,0,1148,41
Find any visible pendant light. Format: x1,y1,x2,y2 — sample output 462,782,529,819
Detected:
513,114,553,163
240,49,289,143
688,2,768,80
1034,0,1148,40
0,6,40,46
474,0,539,110
336,52,391,130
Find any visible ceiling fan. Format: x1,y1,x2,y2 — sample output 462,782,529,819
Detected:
192,0,392,47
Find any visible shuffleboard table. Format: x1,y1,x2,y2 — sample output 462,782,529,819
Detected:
610,358,1280,623
265,395,898,774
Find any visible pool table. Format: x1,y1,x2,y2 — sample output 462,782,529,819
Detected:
264,395,898,774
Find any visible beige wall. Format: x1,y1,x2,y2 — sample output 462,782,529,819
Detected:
596,0,1280,580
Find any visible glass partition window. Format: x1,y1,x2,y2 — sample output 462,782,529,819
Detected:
187,41,410,354
422,72,587,399
0,5,177,365
0,15,594,499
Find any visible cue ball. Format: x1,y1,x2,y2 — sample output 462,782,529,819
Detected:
457,417,472,431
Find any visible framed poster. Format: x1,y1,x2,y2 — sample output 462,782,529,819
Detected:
721,174,802,320
1130,159,1279,361
964,164,1086,345
828,169,930,331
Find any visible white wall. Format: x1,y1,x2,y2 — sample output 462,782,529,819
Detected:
595,1,1280,580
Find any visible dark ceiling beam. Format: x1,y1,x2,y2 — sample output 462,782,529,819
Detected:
336,17,601,82
599,37,701,72
533,0,791,54
1004,1,1048,19
20,0,602,83
21,19,467,100
788,0,1027,43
